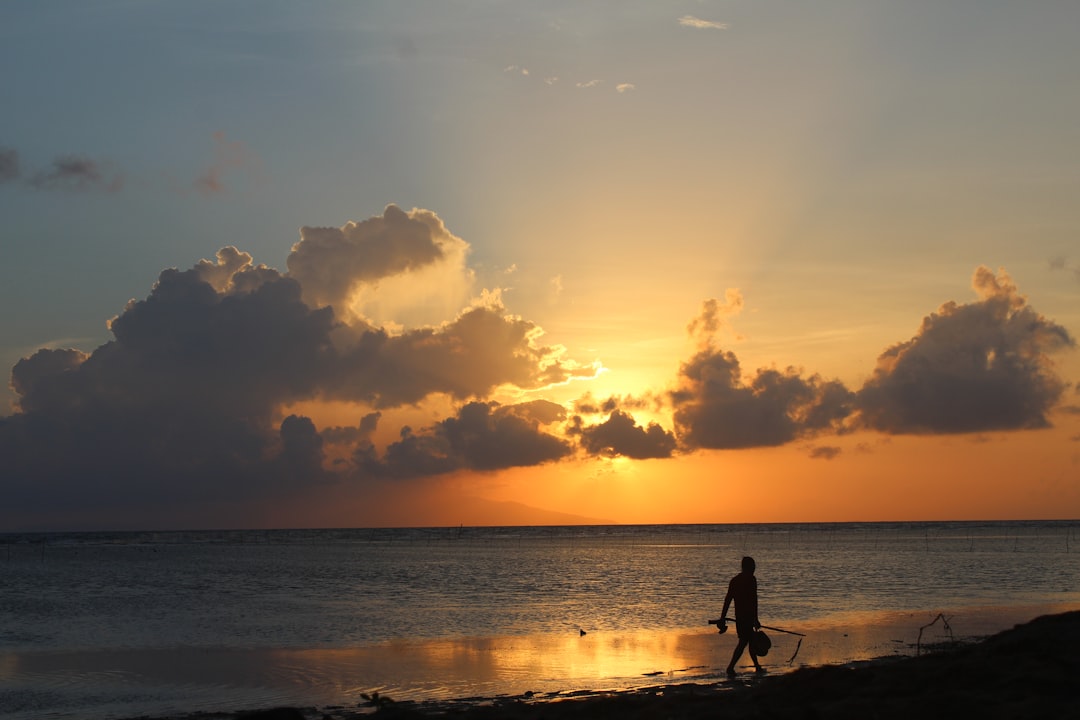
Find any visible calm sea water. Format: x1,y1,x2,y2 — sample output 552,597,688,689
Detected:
2,521,1078,719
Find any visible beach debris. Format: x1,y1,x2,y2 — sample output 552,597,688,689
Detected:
361,691,396,709
787,637,803,664
916,613,954,655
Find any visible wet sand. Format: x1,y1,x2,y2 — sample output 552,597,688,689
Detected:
131,609,1080,720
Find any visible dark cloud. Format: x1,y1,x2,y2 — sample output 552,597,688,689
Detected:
671,348,853,449
287,204,462,317
573,392,653,416
809,446,842,460
570,409,676,459
374,401,572,478
856,267,1074,434
0,147,18,183
3,258,337,520
0,207,598,525
273,414,330,483
322,411,381,446
29,155,124,192
324,304,594,408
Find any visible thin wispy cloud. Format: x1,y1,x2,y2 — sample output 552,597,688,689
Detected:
616,83,636,93
576,79,601,89
194,131,261,197
678,16,729,30
0,147,19,183
29,156,124,193
1048,255,1080,283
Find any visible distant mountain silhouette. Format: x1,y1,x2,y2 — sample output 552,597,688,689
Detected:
448,497,613,527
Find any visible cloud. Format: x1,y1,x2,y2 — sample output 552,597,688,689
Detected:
576,80,601,89
4,215,1074,529
668,267,1073,448
287,204,468,321
194,131,261,196
678,16,729,30
570,409,676,459
0,207,599,525
0,147,18,183
616,83,636,93
809,446,842,460
687,290,744,348
671,348,854,449
374,400,572,478
328,303,597,408
856,267,1075,433
549,274,564,304
573,392,653,416
1048,255,1080,283
29,155,124,192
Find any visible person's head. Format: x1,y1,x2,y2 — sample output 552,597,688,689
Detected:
741,556,756,574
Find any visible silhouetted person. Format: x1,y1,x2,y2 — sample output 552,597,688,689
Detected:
720,555,762,676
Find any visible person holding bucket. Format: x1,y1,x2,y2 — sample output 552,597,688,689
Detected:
719,555,765,676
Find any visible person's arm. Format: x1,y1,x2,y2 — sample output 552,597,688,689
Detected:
720,579,734,628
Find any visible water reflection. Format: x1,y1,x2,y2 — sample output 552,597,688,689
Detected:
287,629,726,700
2,602,1076,719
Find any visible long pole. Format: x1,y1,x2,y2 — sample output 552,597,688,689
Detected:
710,617,806,637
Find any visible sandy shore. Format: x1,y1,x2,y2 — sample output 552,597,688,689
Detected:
137,609,1080,720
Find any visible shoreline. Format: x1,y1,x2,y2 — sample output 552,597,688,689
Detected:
109,608,1080,720
120,608,1080,720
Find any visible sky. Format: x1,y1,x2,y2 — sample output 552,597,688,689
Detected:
2,1,1079,531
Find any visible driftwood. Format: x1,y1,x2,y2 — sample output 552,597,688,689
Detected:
916,612,954,655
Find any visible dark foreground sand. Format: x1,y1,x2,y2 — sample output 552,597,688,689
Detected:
146,611,1080,720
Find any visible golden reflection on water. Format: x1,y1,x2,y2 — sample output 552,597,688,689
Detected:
5,603,1077,710
283,628,727,700
283,602,1080,701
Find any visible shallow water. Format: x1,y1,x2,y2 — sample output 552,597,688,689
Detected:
1,521,1078,719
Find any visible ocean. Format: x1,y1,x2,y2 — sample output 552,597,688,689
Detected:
2,521,1078,719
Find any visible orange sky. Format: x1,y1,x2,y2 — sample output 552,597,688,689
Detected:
2,4,1079,530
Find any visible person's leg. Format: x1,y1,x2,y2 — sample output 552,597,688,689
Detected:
726,638,747,675
749,646,763,672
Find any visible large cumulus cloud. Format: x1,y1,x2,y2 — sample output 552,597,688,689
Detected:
665,268,1074,449
856,267,1074,433
0,207,598,524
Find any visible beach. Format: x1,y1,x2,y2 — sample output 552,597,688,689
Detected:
137,610,1080,720
4,523,1079,719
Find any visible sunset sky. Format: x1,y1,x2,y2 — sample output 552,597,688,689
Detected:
2,1,1079,531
